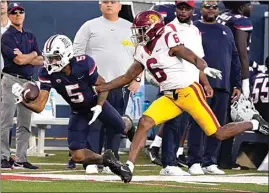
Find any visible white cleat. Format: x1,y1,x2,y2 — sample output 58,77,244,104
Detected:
160,166,190,176
202,164,225,175
188,163,205,175
85,164,99,174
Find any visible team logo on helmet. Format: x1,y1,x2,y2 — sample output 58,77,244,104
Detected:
148,14,160,24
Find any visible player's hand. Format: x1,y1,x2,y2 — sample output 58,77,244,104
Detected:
13,48,22,56
203,67,222,80
128,80,140,94
12,83,23,104
204,85,213,98
242,78,250,98
231,87,241,103
89,105,102,125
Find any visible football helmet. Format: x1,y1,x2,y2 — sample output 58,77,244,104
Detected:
43,34,74,74
230,95,259,122
131,10,165,46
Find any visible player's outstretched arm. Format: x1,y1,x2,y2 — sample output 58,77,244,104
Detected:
170,45,207,71
21,90,50,113
171,45,222,80
96,60,144,93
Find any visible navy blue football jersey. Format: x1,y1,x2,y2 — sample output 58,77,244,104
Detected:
217,11,253,49
251,73,269,122
38,55,98,114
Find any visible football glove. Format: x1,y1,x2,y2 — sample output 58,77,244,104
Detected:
203,67,222,80
89,105,102,125
242,78,250,98
12,83,23,104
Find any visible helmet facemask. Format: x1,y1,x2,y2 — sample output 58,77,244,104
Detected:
131,26,150,46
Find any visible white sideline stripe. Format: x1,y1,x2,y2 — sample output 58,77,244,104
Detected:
17,170,151,174
2,173,268,185
183,182,219,186
10,179,52,183
32,163,157,167
17,170,85,174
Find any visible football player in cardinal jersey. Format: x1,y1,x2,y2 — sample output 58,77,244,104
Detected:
11,34,133,183
96,10,269,182
217,1,253,98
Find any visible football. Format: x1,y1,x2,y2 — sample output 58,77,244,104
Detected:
22,82,40,102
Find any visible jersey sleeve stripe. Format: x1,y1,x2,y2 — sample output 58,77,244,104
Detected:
233,25,253,31
89,63,96,75
167,24,177,32
164,32,172,47
38,77,51,83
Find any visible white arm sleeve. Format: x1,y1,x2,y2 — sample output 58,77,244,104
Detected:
73,21,91,56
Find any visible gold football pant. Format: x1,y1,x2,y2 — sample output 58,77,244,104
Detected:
143,82,220,136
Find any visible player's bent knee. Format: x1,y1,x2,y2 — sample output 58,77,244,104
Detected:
71,150,85,163
138,115,155,130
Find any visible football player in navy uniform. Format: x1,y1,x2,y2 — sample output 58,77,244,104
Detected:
217,1,254,170
251,57,269,123
11,35,132,182
217,1,253,98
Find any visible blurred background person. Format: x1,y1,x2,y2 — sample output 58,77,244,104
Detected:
217,1,254,170
187,0,241,175
1,2,43,169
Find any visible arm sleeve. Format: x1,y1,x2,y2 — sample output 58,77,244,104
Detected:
230,31,242,89
233,17,253,32
87,56,98,85
73,21,92,56
165,31,184,48
1,34,17,60
38,68,52,91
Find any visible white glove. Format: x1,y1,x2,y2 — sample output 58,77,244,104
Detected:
12,83,23,104
89,105,102,125
203,67,222,80
242,78,250,98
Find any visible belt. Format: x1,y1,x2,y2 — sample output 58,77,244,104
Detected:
163,89,176,95
163,89,178,100
6,73,32,81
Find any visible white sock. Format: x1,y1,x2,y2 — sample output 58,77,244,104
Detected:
150,135,162,148
251,119,259,131
126,160,134,173
176,147,184,157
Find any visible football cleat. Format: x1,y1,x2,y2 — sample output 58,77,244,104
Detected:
146,146,162,166
102,150,132,183
252,114,269,135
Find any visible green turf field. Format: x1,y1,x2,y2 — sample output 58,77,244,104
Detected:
1,150,268,192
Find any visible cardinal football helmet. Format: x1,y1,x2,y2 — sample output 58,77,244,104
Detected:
131,10,165,46
230,95,259,122
43,34,74,74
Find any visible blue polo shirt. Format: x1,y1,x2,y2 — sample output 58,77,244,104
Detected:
1,25,42,78
194,20,242,93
